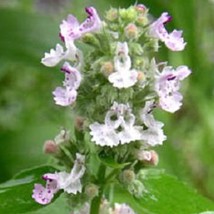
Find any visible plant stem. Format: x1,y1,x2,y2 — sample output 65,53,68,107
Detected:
89,192,103,214
89,164,106,214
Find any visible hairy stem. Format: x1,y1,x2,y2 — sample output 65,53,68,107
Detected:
89,164,106,214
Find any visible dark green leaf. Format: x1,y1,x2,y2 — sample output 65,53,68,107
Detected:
112,169,214,214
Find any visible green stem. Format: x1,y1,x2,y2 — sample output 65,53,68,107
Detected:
89,164,106,214
89,192,103,214
105,169,119,182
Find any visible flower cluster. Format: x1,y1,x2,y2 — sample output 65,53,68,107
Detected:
33,4,191,213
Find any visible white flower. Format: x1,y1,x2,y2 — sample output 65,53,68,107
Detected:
58,153,85,194
108,42,138,88
141,100,167,146
41,42,79,67
141,125,166,146
41,44,65,67
154,65,191,113
90,102,143,147
89,122,120,147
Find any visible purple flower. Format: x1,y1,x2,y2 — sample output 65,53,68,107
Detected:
60,7,102,43
32,154,85,205
53,62,82,106
32,173,59,205
60,15,81,42
79,7,102,34
53,87,77,106
165,30,186,51
149,12,186,51
155,66,191,113
62,62,82,89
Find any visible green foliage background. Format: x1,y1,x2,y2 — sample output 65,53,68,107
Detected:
0,0,214,205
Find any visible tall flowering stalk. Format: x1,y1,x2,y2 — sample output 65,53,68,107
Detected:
33,4,191,214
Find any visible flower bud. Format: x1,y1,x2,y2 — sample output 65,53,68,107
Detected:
43,140,59,154
101,61,114,76
120,169,135,184
137,71,145,81
137,150,159,166
119,7,137,22
128,179,145,198
135,4,147,13
136,14,148,26
75,116,85,131
125,23,139,39
85,183,99,199
81,33,99,47
106,8,118,21
134,57,145,68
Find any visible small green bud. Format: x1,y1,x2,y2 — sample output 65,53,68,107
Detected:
125,23,139,39
81,33,100,47
120,169,136,184
106,8,118,21
148,38,160,52
85,183,99,199
108,23,119,31
119,7,138,22
129,43,143,55
136,14,149,26
101,61,114,76
128,179,145,198
134,57,145,68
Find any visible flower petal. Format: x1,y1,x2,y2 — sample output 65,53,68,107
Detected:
41,44,65,67
32,184,55,205
53,87,77,106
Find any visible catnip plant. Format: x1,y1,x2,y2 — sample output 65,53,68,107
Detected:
32,4,191,214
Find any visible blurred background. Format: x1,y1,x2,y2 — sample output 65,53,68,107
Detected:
0,0,214,201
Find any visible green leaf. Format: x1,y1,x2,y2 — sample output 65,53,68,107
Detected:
0,165,61,214
112,169,214,214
